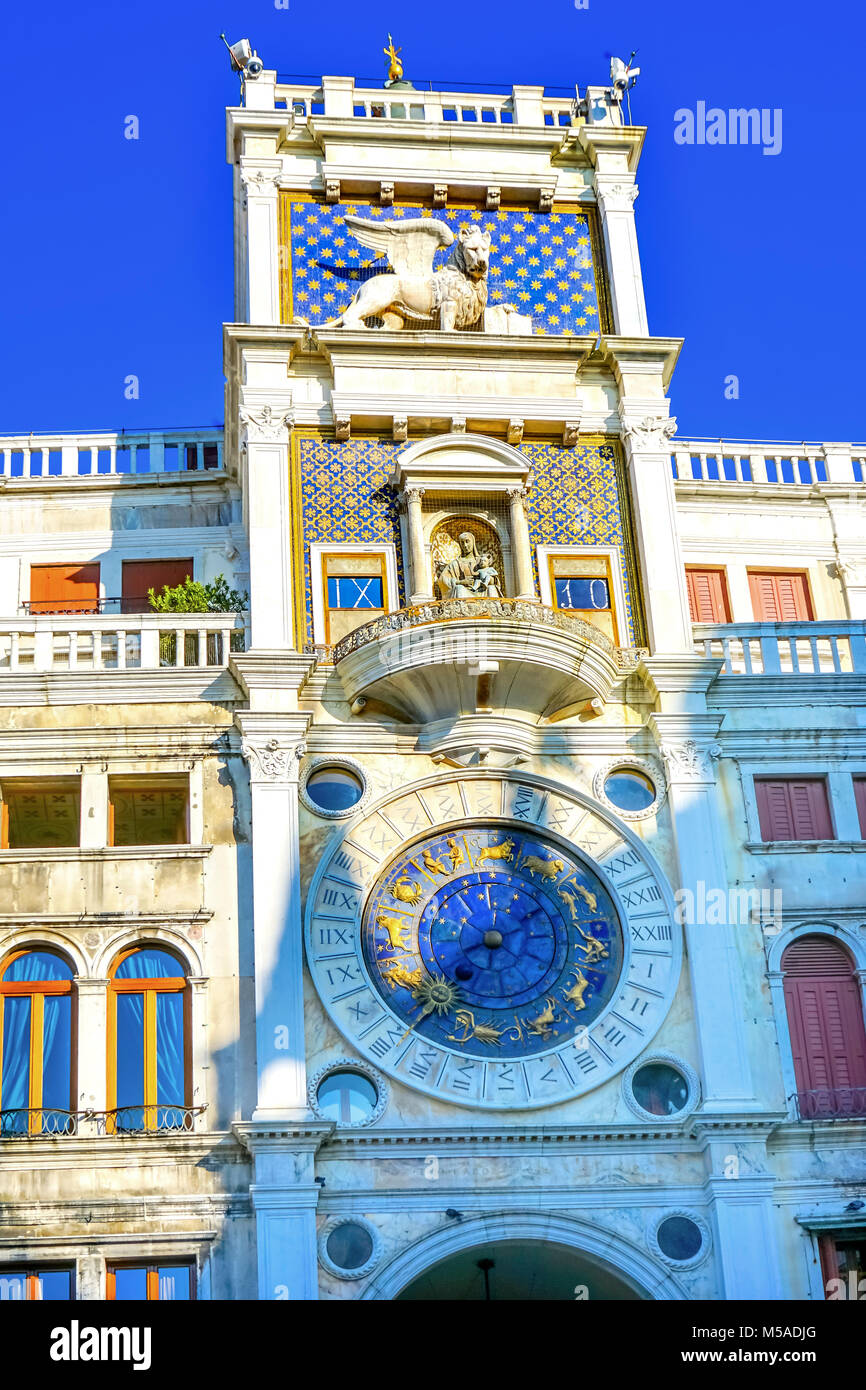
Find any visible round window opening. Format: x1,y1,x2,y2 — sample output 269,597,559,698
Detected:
604,769,656,813
657,1216,703,1263
306,766,364,813
326,1222,374,1272
632,1062,689,1116
316,1070,379,1124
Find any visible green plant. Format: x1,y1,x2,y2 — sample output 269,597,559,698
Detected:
147,574,249,614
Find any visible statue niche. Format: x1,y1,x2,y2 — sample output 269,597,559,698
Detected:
431,519,504,599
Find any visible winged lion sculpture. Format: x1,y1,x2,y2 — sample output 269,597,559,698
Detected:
302,215,491,331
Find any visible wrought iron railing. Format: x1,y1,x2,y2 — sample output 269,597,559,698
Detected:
0,1104,206,1137
332,595,646,666
97,1105,206,1135
0,1108,78,1137
791,1088,866,1121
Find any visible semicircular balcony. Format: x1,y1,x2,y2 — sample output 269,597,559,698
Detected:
332,596,644,729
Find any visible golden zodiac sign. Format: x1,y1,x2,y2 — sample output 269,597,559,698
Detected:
447,1009,504,1047
384,33,403,83
561,969,591,1013
475,838,515,866
421,847,449,875
521,854,566,882
376,911,414,952
380,959,424,992
389,876,423,906
557,883,598,922
574,923,609,964
446,837,465,871
525,997,559,1039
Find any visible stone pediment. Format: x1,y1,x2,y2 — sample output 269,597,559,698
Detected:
391,433,531,496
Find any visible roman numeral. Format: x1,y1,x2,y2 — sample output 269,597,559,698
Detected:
630,920,672,942
622,882,662,909
408,1047,438,1080
601,848,640,878
318,926,350,946
369,1024,406,1059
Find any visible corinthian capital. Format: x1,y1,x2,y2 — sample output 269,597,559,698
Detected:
242,737,306,783
239,405,294,443
621,415,678,452
597,180,640,213
659,739,721,783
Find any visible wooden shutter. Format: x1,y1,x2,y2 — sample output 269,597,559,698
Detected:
854,778,866,839
686,568,730,622
748,570,812,621
755,778,833,840
121,560,193,614
783,937,866,1115
29,564,100,614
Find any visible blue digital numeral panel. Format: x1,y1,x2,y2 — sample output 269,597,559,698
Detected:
327,576,383,610
554,577,610,611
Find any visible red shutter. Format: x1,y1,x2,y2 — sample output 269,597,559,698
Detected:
121,560,193,614
748,570,812,621
686,568,730,622
854,778,866,839
782,937,866,1115
755,778,833,841
29,564,100,614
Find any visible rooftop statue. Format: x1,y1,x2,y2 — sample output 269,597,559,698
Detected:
305,216,533,334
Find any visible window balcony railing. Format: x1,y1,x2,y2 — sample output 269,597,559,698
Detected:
0,613,247,673
0,1108,79,1137
791,1088,866,1121
693,621,866,674
0,1105,207,1137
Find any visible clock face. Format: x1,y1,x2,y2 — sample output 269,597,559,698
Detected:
362,828,624,1060
305,772,680,1110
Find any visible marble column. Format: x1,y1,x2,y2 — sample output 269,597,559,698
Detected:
507,486,536,598
648,705,757,1110
403,486,432,603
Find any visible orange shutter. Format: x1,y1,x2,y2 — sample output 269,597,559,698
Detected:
686,568,730,622
782,937,866,1113
755,778,833,841
748,570,812,621
30,564,100,614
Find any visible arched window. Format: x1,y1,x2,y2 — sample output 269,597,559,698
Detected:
108,947,189,1133
782,935,866,1119
0,949,75,1135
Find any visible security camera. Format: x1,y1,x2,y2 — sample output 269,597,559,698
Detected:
220,34,263,79
245,53,264,78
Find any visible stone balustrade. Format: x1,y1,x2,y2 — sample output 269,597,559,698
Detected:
0,613,246,672
0,427,224,480
673,439,865,486
693,621,866,674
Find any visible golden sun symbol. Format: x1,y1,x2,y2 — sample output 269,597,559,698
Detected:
411,974,462,1020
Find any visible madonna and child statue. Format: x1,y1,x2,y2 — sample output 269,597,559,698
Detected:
434,529,503,599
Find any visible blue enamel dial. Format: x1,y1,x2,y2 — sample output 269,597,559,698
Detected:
362,826,625,1059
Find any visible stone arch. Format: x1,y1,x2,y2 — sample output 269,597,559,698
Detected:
360,1209,689,1300
94,926,203,981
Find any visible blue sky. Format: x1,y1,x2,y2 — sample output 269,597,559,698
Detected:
2,0,861,442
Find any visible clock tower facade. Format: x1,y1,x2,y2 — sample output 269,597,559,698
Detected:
226,65,789,1302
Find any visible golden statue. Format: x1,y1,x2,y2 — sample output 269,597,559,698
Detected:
384,34,403,83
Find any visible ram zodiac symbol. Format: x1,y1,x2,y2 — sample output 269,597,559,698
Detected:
475,839,515,866
522,855,565,882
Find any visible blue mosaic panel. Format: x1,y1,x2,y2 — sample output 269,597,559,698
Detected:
362,827,624,1060
285,200,602,336
298,437,634,644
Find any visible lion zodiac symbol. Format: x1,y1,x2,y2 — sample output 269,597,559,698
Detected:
376,912,414,952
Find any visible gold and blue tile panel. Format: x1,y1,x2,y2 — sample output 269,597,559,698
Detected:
297,437,634,644
281,198,604,337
